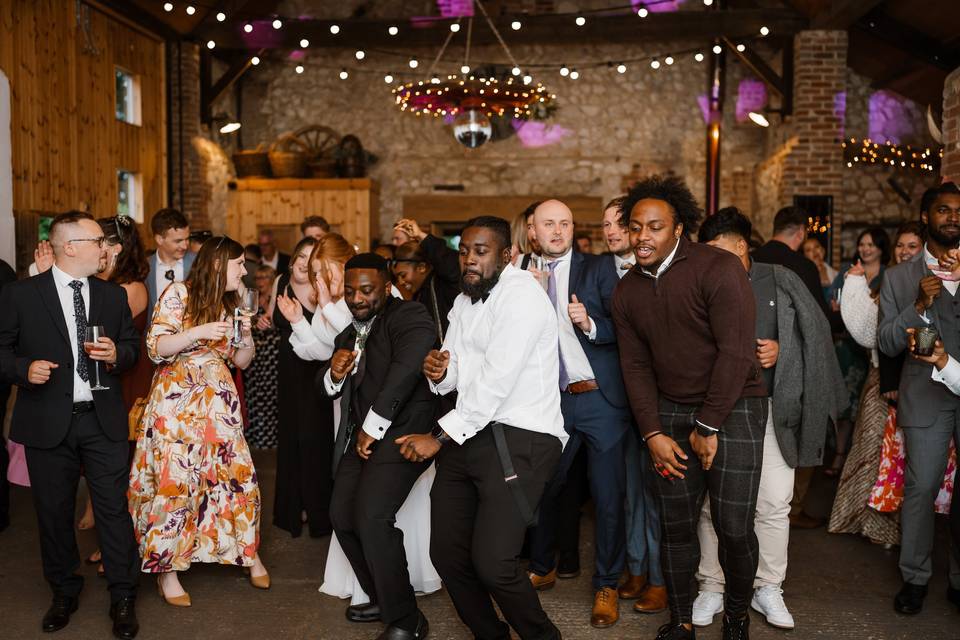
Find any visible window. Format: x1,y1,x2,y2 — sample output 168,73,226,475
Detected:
115,67,141,125
117,170,143,222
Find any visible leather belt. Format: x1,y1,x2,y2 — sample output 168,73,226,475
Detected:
72,401,95,414
566,379,599,394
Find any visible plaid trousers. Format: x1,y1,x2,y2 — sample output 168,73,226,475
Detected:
651,396,767,624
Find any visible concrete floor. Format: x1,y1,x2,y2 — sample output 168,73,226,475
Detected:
0,449,957,640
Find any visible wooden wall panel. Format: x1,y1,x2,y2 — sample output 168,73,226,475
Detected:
226,179,378,253
0,0,165,227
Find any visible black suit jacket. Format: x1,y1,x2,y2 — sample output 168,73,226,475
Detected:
0,270,140,448
275,252,291,275
752,240,829,318
321,297,437,468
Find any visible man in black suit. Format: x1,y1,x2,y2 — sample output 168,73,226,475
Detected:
0,257,16,533
0,211,141,639
322,253,437,640
259,229,290,274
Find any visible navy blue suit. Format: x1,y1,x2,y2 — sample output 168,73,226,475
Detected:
529,251,629,590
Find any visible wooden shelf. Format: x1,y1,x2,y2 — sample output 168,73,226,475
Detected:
231,178,375,191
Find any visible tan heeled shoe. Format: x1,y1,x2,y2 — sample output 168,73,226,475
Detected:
157,576,191,607
249,569,270,590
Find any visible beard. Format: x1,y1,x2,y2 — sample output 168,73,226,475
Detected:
928,225,960,248
461,268,503,300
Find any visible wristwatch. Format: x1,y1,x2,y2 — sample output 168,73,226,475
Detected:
431,423,452,444
695,423,718,438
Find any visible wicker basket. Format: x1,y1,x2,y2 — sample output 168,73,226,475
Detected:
232,144,271,178
307,158,338,178
268,134,309,178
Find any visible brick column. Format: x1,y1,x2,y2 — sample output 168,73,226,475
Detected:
943,66,960,183
168,41,210,230
781,30,847,264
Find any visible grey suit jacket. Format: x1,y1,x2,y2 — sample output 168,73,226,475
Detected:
146,251,196,322
755,263,845,467
877,252,959,427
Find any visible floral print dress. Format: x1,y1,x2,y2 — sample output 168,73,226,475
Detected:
129,282,261,572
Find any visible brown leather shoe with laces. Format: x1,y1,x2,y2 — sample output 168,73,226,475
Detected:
634,584,668,614
528,568,557,591
618,573,648,599
591,586,620,628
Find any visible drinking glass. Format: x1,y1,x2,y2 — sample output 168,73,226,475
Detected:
84,325,110,390
232,289,259,348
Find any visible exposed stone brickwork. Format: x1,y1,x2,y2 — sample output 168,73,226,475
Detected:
943,66,960,183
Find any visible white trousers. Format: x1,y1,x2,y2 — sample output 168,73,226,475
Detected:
696,406,795,591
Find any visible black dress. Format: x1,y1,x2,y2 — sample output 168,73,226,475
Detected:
272,274,335,537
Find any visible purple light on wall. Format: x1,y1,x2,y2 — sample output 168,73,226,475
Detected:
833,91,846,138
735,78,767,122
288,50,305,61
512,120,572,148
697,94,710,124
631,0,682,12
436,0,474,17
868,90,915,144
240,20,287,48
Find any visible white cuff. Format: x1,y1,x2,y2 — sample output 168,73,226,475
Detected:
583,317,597,341
919,310,932,325
323,369,345,396
437,409,477,445
291,317,315,342
695,419,720,433
361,409,392,441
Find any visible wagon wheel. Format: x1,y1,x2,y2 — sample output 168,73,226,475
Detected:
270,132,311,154
293,125,340,161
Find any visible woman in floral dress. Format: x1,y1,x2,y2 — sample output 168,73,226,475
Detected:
129,236,269,607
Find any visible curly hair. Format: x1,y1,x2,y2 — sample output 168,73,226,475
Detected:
620,175,702,236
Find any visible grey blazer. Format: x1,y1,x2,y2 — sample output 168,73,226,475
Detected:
146,251,196,322
877,252,958,428
756,263,845,467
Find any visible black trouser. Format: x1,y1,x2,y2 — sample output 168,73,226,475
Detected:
0,381,10,530
24,409,139,603
431,425,562,640
655,397,766,624
329,443,430,624
555,446,589,563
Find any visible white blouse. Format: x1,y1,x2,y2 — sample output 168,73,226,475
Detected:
839,273,879,367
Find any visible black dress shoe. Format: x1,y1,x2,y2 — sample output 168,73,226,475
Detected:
377,611,429,639
947,585,960,610
110,597,139,640
42,595,78,633
721,614,749,640
345,602,381,623
557,551,581,579
655,622,695,640
894,582,928,615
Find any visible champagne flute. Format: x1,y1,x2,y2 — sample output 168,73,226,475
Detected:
233,289,259,348
84,325,110,390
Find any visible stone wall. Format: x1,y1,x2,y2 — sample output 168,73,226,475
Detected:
944,66,960,183
241,41,765,241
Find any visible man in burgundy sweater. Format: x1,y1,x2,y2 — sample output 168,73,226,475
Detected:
611,176,767,640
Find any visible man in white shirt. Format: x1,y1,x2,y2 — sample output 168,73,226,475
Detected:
145,208,195,318
524,200,631,628
398,216,565,640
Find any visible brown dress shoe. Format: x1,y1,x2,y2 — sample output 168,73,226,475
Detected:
528,568,557,591
591,587,620,628
618,573,648,599
634,585,668,614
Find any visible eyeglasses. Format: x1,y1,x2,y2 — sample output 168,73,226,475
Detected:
68,237,106,247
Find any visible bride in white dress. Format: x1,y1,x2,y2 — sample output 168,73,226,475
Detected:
277,241,441,603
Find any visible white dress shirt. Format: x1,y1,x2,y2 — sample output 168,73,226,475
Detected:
640,238,679,279
932,356,960,394
321,325,392,440
614,253,635,279
547,250,595,384
289,298,353,361
263,253,279,271
155,255,185,301
51,265,93,402
430,264,567,447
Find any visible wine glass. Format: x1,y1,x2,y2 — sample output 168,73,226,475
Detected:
83,325,110,391
232,289,259,348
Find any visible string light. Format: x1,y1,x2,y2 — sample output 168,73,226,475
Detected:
461,64,470,74
664,56,674,65
339,69,349,80
450,23,460,32
650,59,661,69
511,20,522,30
760,26,770,36
388,25,398,36
511,66,521,76
272,18,282,29
408,58,419,69
575,16,586,26
295,65,304,74
736,43,746,52
384,73,394,83
703,0,714,5
206,40,215,50
842,137,942,173
251,56,260,66
185,5,195,15
216,11,225,22
713,44,722,54
570,69,580,79
637,8,648,18
616,63,627,73
695,52,705,62
523,74,533,84
300,38,309,48
163,2,173,12
355,50,365,60
243,23,253,33
329,24,340,34
560,65,570,77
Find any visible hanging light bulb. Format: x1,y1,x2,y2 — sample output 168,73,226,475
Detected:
450,23,460,33
616,63,627,73
243,23,253,33
511,20,522,30
163,3,173,12
695,52,704,62
760,26,770,36
664,56,674,65
206,40,215,50
511,66,521,76
460,64,470,74
251,56,260,66
384,73,394,83
355,50,365,60
295,65,304,74
713,44,722,54
523,74,533,84
431,76,441,84
388,25,398,36
575,16,586,26
570,69,580,80
272,18,282,29
736,44,746,52
300,38,309,48
216,12,225,22
650,59,661,69
329,24,340,34
637,8,648,18
560,65,569,76
408,58,419,69
339,69,349,80
185,5,195,15
703,0,714,5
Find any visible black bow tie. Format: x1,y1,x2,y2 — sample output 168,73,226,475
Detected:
470,293,490,305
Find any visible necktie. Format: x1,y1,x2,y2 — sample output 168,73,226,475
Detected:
68,280,89,382
546,261,569,390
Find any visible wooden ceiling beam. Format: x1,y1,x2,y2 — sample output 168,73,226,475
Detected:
852,11,960,72
811,0,884,29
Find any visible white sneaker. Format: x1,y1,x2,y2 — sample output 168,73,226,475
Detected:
751,586,795,629
692,590,724,627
